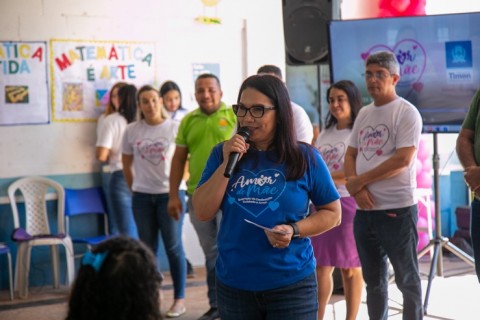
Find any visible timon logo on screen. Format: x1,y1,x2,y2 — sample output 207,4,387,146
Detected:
445,41,473,82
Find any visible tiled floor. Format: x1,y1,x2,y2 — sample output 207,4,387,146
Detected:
0,253,478,320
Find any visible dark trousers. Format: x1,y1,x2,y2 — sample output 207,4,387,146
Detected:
354,205,423,320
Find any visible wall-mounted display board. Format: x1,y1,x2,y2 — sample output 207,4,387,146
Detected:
0,41,49,126
50,39,156,122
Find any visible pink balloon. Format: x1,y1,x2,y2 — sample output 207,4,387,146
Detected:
417,138,430,161
417,232,430,252
417,204,427,219
415,159,423,176
417,216,428,229
421,158,432,172
417,171,433,188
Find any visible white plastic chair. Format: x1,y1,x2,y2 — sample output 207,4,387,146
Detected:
8,176,74,299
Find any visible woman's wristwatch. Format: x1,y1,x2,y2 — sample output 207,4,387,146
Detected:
288,222,300,238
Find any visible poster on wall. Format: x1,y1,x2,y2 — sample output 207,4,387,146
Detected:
50,39,156,122
192,63,220,82
0,41,49,126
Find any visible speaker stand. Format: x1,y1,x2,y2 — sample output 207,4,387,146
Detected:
416,132,475,315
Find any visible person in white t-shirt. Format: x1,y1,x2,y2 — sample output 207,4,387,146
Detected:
97,84,138,239
344,51,423,320
257,65,314,144
96,81,127,234
122,85,187,318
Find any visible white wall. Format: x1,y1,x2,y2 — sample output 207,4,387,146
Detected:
0,0,285,178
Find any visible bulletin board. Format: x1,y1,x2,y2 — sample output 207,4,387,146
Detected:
50,39,156,122
0,41,49,126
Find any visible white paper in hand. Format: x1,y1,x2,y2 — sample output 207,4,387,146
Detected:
244,219,290,235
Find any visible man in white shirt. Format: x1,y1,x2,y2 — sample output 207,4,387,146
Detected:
344,51,423,320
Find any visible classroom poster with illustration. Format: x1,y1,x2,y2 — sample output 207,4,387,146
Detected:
50,39,155,122
0,41,49,126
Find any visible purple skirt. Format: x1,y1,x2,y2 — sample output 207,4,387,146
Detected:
310,196,361,268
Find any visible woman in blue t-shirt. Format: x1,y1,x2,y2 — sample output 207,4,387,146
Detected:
192,74,341,320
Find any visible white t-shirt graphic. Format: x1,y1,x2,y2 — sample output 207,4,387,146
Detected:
122,118,186,193
315,126,351,197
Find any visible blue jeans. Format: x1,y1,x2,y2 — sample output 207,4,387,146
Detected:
354,205,423,320
216,272,318,320
187,195,221,308
132,191,187,299
471,199,480,282
109,170,138,238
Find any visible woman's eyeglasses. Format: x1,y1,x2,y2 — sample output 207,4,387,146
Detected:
232,104,276,118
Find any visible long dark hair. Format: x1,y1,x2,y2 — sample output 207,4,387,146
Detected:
237,74,314,180
65,236,163,320
117,84,137,123
324,80,363,130
159,80,183,109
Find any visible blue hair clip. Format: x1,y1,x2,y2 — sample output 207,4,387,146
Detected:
81,251,109,272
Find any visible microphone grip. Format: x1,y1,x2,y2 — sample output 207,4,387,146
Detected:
224,152,241,178
223,127,250,178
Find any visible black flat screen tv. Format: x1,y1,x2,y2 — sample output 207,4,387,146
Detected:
328,12,480,133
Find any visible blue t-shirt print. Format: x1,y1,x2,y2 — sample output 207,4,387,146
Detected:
226,169,286,218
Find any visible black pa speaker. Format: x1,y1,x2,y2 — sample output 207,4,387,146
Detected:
283,0,341,65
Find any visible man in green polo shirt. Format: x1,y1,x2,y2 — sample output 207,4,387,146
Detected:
168,73,236,320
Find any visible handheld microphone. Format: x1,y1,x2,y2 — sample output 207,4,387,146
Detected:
224,127,251,178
